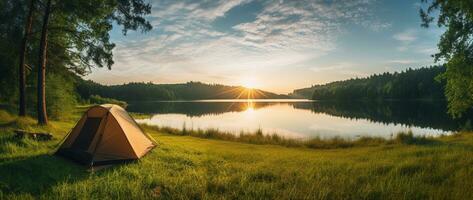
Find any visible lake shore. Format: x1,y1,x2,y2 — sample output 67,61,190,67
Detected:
130,99,459,140
139,123,440,149
1,107,473,199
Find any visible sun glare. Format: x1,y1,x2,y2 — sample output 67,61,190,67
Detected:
244,101,255,114
240,77,259,89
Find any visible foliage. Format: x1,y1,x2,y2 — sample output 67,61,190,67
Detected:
292,66,445,100
0,0,23,104
45,74,77,120
0,0,152,119
48,0,152,74
77,81,289,101
421,0,473,117
437,52,473,117
1,108,473,199
88,95,127,108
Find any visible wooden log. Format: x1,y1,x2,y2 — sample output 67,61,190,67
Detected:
14,130,53,141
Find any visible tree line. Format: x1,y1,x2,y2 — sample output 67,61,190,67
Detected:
0,0,152,124
294,0,473,118
303,66,446,101
76,80,289,101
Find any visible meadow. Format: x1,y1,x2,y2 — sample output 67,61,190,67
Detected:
1,108,473,199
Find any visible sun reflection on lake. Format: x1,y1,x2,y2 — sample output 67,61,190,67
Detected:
244,101,255,113
133,100,454,139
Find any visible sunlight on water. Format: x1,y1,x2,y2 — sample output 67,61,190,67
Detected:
131,100,461,139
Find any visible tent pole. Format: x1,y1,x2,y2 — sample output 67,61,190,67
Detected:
90,112,111,166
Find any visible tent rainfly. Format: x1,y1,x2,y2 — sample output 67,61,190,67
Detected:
56,104,156,166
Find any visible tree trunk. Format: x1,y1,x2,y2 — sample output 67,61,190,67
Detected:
37,0,52,125
18,0,36,117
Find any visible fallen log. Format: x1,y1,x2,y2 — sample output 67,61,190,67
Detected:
14,130,53,141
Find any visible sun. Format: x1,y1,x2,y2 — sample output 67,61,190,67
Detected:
240,77,259,89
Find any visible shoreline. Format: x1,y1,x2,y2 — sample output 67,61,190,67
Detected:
140,123,443,149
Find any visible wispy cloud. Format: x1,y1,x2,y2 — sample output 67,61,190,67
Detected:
87,0,409,92
387,60,416,64
310,62,358,72
394,30,417,43
102,0,385,76
393,29,418,51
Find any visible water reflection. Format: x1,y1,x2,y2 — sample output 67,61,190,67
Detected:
128,100,288,117
293,101,472,131
130,100,472,139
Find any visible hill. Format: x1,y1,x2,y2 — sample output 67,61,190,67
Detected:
290,66,445,100
77,81,289,101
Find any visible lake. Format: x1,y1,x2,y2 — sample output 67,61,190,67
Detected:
130,99,472,139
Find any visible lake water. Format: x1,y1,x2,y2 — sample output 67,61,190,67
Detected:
130,99,471,139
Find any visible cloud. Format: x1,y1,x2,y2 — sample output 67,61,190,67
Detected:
394,30,417,43
310,62,358,72
88,0,391,91
387,60,416,64
310,62,367,77
107,0,384,69
415,47,437,55
232,0,391,51
393,29,418,51
362,21,392,32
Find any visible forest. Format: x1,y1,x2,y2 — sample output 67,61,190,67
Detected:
76,80,289,101
291,66,446,100
0,0,153,124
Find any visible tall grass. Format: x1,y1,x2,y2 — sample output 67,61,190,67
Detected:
140,124,437,149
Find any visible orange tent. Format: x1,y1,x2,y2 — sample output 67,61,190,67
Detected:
56,104,156,166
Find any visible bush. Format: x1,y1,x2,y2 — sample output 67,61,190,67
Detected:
394,131,434,145
0,110,14,122
46,74,77,120
88,95,128,108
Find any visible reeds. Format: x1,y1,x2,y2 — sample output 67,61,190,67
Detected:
140,124,436,149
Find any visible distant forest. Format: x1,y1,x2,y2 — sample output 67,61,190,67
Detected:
291,66,446,100
77,81,289,101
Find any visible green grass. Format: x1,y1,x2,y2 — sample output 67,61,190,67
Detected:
141,124,438,149
1,108,473,199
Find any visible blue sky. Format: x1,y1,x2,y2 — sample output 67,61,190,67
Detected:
86,0,443,93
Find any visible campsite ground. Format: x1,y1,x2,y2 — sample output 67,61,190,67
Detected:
1,108,473,199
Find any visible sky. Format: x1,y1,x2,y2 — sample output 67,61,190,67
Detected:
85,0,444,94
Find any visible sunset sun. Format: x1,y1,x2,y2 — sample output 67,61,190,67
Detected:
240,77,259,89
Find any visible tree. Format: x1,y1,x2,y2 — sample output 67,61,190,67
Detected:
0,1,25,104
18,0,36,116
420,0,473,117
34,0,152,124
37,0,51,125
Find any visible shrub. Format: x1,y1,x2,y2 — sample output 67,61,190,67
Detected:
0,110,14,122
46,74,77,120
394,131,434,145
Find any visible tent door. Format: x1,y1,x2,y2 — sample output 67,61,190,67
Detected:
71,117,103,151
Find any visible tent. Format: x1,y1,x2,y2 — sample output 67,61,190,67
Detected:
56,104,156,166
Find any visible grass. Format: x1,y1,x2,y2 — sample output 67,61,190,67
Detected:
1,108,473,199
129,112,154,120
140,124,437,149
